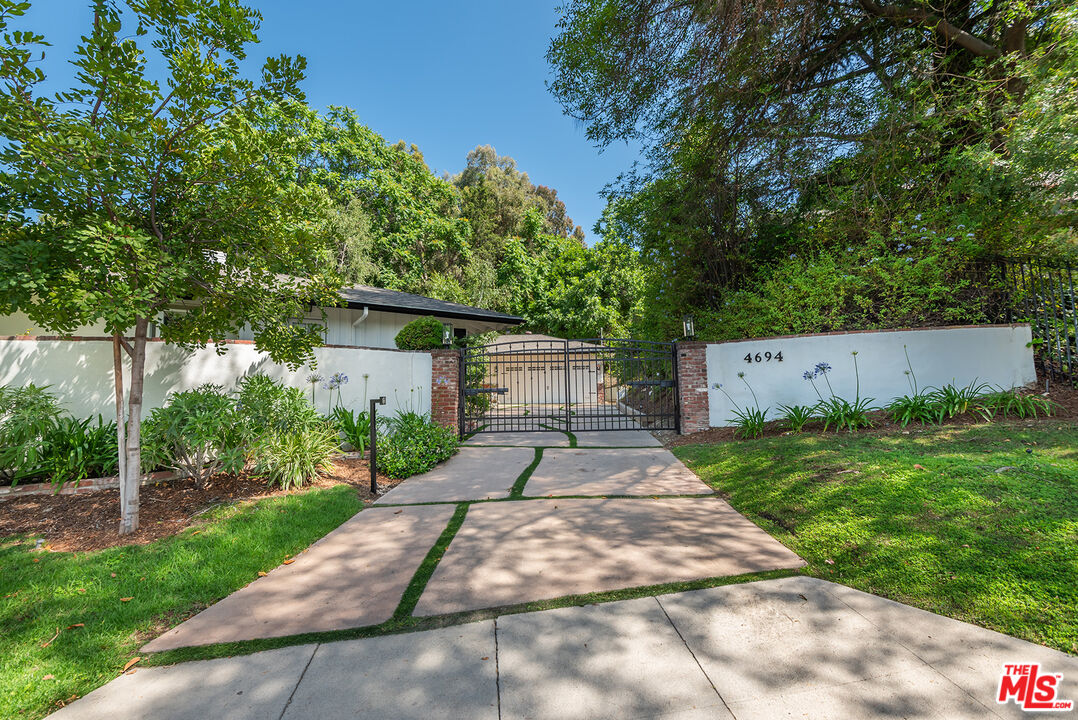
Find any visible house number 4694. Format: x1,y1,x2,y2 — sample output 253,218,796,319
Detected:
744,351,783,364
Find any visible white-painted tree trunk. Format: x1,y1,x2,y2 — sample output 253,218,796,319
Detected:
112,334,129,534
118,318,149,536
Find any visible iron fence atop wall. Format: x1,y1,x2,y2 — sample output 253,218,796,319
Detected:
996,257,1078,383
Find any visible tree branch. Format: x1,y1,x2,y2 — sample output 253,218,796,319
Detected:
857,0,1001,57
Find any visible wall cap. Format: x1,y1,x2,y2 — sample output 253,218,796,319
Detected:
0,336,431,355
701,323,1030,346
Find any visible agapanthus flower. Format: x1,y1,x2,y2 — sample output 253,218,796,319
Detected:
814,362,831,375
803,370,816,381
306,373,324,384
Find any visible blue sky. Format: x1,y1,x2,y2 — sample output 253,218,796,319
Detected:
23,1,642,241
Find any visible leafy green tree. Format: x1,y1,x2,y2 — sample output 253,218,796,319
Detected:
298,107,472,296
549,0,1078,335
453,145,584,247
0,0,339,534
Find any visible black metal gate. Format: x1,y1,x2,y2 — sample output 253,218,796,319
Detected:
459,337,679,435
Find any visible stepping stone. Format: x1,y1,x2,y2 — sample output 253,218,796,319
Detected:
142,504,455,651
375,447,534,504
46,643,317,720
281,623,498,720
414,498,804,615
572,429,661,447
497,597,731,720
463,431,570,447
525,448,711,497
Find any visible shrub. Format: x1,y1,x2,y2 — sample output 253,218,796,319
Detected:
777,404,815,433
0,384,63,485
251,422,339,490
332,406,370,452
817,396,875,432
376,413,459,478
804,353,875,432
394,316,446,350
716,372,768,439
234,374,322,447
141,385,244,488
926,380,990,420
40,416,119,489
976,388,1055,421
887,394,939,427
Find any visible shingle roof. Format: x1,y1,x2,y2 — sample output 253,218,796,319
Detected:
338,285,524,325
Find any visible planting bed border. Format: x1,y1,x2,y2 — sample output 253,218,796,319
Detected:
0,470,178,499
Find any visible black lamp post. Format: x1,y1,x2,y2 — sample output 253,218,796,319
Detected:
369,396,386,495
682,314,695,341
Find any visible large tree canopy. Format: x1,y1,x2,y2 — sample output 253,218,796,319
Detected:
549,0,1078,339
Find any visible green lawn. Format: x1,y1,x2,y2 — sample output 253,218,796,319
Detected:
0,485,362,720
673,421,1078,655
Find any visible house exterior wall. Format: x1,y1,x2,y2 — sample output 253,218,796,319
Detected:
703,324,1037,428
0,337,433,421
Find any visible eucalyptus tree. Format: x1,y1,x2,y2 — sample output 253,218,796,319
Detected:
0,0,340,534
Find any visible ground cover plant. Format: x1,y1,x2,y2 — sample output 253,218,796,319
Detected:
0,485,362,720
673,422,1078,655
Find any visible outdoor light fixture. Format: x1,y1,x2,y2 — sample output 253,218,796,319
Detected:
682,314,695,341
442,322,454,347
369,396,387,494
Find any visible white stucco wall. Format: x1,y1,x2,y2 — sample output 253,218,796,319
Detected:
705,325,1037,427
0,339,433,421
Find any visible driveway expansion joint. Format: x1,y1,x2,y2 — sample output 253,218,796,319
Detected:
276,643,319,720
654,595,733,716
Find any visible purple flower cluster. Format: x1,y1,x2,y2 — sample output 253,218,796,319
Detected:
323,372,349,390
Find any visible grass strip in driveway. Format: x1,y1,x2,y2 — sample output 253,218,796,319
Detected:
141,567,800,668
673,421,1078,655
393,503,470,620
509,448,543,499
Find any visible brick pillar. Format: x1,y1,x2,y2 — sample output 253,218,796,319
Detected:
675,341,710,434
430,348,460,435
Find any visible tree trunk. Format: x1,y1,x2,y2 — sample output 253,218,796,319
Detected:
118,318,149,536
113,334,128,532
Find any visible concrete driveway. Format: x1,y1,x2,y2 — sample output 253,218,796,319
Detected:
51,576,1078,720
65,426,1073,719
144,428,803,651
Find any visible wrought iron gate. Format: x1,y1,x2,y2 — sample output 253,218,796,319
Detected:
459,337,679,435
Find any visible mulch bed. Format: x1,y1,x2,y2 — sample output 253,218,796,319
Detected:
0,457,399,553
664,375,1078,448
